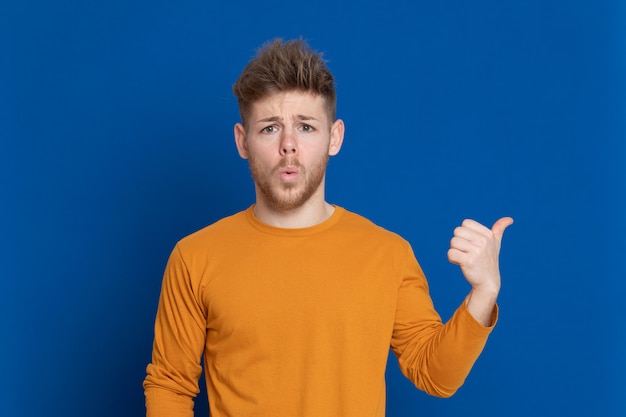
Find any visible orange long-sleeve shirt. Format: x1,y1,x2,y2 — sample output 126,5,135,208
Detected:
144,206,496,416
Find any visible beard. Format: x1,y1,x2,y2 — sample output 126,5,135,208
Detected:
248,154,329,211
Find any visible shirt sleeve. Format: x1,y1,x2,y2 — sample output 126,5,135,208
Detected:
390,242,497,398
143,244,207,417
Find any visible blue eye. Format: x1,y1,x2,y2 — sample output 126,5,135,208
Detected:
300,124,314,132
261,125,277,134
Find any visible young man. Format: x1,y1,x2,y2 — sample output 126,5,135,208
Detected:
143,38,513,417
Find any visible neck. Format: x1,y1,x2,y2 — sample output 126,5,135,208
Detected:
253,196,335,229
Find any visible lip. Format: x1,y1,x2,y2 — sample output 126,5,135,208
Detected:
278,166,299,174
277,165,300,182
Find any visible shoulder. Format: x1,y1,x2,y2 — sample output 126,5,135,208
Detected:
177,208,251,251
336,207,411,249
335,207,422,279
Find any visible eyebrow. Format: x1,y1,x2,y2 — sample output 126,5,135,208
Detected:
256,114,319,123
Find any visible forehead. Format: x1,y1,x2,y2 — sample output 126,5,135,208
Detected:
249,91,328,121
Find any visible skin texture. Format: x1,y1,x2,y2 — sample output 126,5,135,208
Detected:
234,89,512,325
448,217,514,326
234,91,344,229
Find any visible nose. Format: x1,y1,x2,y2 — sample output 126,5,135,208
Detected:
279,129,297,156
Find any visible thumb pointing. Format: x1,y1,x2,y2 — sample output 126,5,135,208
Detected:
492,217,514,240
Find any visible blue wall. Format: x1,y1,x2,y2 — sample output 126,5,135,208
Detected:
2,1,625,416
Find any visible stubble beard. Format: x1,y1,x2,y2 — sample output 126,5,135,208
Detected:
249,154,329,211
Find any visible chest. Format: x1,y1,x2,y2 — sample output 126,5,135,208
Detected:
199,238,399,346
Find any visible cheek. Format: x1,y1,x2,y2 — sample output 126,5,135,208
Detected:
248,153,275,175
300,140,331,156
247,146,273,163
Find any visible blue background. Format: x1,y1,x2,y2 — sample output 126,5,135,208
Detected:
2,1,625,416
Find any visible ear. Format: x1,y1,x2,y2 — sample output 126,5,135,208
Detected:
328,119,345,156
234,123,249,159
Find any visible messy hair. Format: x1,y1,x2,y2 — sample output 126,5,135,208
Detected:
233,38,336,127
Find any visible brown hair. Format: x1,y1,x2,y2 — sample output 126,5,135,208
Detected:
233,38,336,127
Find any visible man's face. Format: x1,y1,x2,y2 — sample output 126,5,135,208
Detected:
234,91,343,212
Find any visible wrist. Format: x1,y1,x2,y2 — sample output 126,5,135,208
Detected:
470,282,500,298
466,286,499,327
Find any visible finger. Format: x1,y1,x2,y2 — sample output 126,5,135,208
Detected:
460,219,489,233
454,220,490,243
491,217,514,241
450,236,473,252
447,248,466,266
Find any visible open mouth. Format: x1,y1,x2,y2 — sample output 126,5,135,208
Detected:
278,165,300,181
278,164,299,174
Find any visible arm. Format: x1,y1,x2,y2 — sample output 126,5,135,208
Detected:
391,217,512,397
143,245,207,417
391,272,497,398
448,217,513,326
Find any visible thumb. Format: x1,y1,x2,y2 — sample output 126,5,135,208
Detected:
491,217,514,241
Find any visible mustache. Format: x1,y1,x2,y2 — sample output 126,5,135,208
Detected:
272,158,304,173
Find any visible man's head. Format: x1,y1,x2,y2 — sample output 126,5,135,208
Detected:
233,38,336,129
